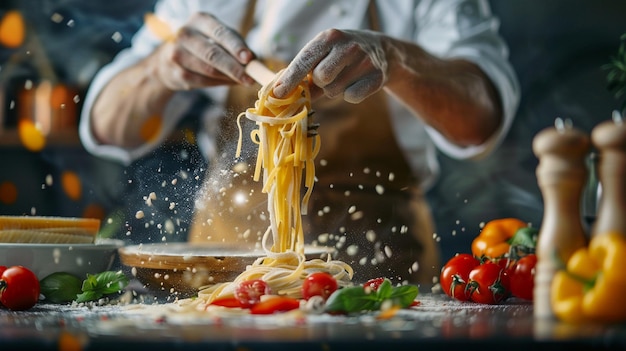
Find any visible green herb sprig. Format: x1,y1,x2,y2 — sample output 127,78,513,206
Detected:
324,279,418,314
40,270,129,304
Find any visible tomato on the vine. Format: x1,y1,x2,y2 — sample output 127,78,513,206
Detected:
302,272,338,300
466,261,510,304
0,266,40,311
508,253,536,300
440,253,480,301
234,279,271,307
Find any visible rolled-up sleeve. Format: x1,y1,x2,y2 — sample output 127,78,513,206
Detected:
415,0,520,160
79,1,194,166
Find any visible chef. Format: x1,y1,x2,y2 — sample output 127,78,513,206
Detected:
79,0,519,284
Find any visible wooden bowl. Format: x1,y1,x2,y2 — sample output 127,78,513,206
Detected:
118,243,332,298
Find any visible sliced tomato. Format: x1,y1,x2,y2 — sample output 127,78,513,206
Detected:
209,296,245,308
249,296,300,315
234,279,271,307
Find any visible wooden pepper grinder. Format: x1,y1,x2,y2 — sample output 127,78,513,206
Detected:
590,111,626,237
532,119,589,319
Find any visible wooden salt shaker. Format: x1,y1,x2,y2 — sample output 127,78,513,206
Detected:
532,120,589,319
590,113,626,237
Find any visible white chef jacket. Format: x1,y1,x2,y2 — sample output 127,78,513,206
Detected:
79,0,520,190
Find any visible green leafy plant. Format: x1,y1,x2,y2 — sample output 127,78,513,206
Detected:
604,33,626,113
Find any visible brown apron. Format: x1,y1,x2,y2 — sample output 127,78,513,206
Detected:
188,1,440,285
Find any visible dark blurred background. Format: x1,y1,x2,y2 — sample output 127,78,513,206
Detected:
0,0,624,263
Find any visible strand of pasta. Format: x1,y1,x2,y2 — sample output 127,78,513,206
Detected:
194,73,352,307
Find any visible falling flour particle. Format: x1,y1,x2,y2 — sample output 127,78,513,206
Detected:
411,261,419,272
51,12,63,23
346,244,359,256
164,220,175,234
317,233,329,243
144,192,157,206
365,230,376,242
171,179,178,185
348,206,357,214
350,211,364,221
135,210,145,219
45,174,53,186
111,31,123,43
375,185,385,195
363,167,370,174
388,172,395,182
384,246,393,258
131,267,137,276
169,202,176,210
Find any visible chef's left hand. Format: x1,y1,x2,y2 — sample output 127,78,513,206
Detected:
273,29,388,104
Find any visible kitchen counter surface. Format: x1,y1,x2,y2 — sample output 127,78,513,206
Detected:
2,292,625,350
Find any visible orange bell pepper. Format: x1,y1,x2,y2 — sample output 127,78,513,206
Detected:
551,232,626,324
471,218,529,259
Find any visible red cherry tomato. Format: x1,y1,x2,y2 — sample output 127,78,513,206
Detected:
249,296,300,315
0,266,40,311
466,261,510,304
234,279,271,307
363,277,385,292
508,254,537,300
301,272,338,300
440,253,480,301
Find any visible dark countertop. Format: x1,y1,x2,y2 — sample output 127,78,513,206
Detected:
1,293,625,351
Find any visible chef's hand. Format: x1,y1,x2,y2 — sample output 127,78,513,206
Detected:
154,12,256,90
273,29,388,103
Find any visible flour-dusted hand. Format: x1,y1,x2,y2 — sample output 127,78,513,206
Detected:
273,29,388,104
154,12,256,90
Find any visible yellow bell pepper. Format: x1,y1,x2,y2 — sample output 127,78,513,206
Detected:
471,218,529,259
551,231,626,324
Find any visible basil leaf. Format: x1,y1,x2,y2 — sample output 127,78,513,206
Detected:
376,279,393,299
92,271,129,295
388,285,419,308
76,290,101,303
77,271,129,302
324,286,381,314
81,274,99,292
39,272,83,304
324,279,419,314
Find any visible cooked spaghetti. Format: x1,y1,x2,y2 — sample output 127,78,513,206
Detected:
191,72,353,306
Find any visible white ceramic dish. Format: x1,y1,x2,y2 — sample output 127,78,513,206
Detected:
0,239,124,280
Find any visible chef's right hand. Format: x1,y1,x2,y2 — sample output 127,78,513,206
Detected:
153,12,256,90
